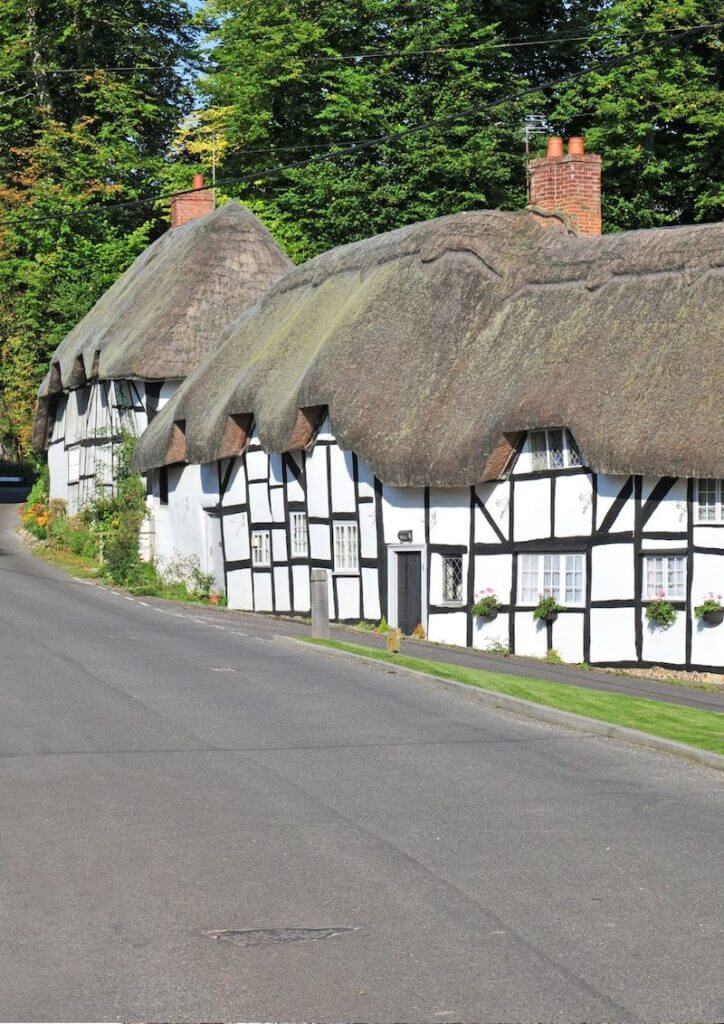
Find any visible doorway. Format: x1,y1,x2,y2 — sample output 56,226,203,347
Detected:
397,550,422,635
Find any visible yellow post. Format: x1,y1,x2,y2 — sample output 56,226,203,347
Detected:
386,628,402,654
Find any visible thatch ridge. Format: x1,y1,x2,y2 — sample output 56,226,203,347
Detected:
33,201,292,450
132,209,724,483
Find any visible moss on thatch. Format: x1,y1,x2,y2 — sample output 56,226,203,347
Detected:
131,209,724,484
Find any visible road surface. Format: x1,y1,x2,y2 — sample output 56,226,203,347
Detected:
0,489,721,1021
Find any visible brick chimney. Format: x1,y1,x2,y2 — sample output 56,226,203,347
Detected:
528,136,602,236
170,173,215,228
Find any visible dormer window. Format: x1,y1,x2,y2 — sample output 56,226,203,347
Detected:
529,429,583,471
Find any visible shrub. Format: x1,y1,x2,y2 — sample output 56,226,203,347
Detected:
544,648,563,664
694,593,723,621
533,595,563,621
471,588,500,618
646,590,677,628
485,640,510,656
156,552,215,598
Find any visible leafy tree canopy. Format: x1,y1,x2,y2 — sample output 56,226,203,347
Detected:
0,0,720,455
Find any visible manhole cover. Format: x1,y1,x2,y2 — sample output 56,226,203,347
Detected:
203,927,357,947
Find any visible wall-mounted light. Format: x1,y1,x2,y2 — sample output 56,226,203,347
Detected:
398,530,413,543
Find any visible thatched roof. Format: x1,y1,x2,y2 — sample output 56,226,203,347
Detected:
133,209,724,484
33,202,292,450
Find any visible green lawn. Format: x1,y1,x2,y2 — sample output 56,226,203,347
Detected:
307,638,724,755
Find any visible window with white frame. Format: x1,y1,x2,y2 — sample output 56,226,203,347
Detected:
519,552,585,605
251,530,271,567
290,511,308,557
442,554,464,603
696,479,724,522
644,554,686,599
333,522,358,571
529,428,583,471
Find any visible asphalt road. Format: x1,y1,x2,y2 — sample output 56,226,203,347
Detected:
1,489,722,1022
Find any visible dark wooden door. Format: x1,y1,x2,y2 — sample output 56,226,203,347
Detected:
397,551,422,635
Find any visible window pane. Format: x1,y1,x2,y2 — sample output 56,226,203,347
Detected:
334,522,358,570
291,512,307,557
542,553,560,598
251,530,270,567
566,431,583,467
530,431,548,471
667,556,685,598
443,555,463,602
645,555,685,599
548,429,565,469
520,553,538,603
698,479,716,522
565,553,584,604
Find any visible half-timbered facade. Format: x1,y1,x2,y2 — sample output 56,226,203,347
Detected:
143,416,723,671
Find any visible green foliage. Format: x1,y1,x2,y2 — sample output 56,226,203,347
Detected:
533,596,563,621
376,616,389,635
80,435,147,584
0,1,199,455
694,594,723,620
544,648,563,664
484,640,510,656
471,588,500,618
24,462,49,509
550,0,723,229
646,596,678,628
197,0,539,261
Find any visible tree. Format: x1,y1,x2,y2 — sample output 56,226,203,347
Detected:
543,0,722,228
195,0,564,260
0,0,199,455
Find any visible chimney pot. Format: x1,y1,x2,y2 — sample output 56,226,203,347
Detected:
546,136,564,159
528,132,602,236
192,173,205,190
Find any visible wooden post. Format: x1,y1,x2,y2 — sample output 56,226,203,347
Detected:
311,568,330,639
386,628,402,654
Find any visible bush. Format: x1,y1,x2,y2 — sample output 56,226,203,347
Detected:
694,593,723,621
533,596,563,621
646,592,677,628
47,512,98,560
21,465,52,537
471,588,500,618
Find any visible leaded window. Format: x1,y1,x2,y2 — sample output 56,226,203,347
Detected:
290,512,308,557
333,522,358,571
442,554,464,603
645,555,685,599
528,429,584,471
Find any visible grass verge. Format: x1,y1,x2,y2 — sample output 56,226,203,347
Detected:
306,638,724,754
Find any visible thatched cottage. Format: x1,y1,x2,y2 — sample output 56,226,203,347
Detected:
130,140,722,671
33,177,292,514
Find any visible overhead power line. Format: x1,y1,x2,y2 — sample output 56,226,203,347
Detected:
2,23,718,78
5,20,721,225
